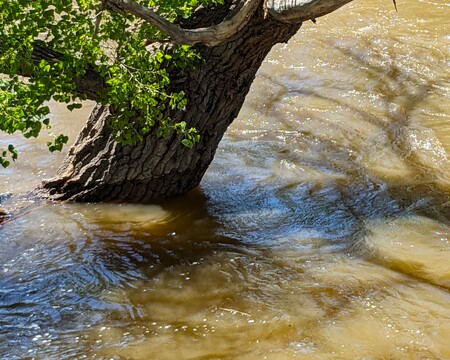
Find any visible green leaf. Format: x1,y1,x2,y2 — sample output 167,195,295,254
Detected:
181,139,193,148
67,103,83,111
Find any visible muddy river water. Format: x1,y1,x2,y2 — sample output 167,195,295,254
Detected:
1,0,450,358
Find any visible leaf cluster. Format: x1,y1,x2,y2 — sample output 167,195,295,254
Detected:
0,0,219,167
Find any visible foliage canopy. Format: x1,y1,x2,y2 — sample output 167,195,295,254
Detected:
0,0,221,167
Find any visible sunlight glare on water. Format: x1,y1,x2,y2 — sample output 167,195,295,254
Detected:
1,0,449,359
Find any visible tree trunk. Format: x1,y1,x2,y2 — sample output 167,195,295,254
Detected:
37,6,301,202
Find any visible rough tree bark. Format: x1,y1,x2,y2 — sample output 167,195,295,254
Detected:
36,0,352,202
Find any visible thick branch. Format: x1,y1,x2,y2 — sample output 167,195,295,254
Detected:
104,0,261,46
0,38,105,101
32,42,106,101
266,0,353,23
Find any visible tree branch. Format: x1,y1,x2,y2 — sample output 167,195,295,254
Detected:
0,39,106,101
266,0,354,23
104,0,261,46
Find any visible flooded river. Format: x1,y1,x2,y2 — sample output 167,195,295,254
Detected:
1,0,450,358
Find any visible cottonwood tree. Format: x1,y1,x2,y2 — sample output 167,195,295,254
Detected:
0,0,352,202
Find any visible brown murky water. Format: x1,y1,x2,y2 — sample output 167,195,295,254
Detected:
1,0,450,359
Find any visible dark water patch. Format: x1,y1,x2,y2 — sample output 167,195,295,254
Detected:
203,138,416,250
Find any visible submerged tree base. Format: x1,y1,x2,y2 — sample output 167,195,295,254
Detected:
37,105,209,202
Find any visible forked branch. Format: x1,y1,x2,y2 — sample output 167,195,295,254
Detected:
105,0,357,45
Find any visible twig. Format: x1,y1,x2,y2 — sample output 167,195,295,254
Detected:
94,1,106,38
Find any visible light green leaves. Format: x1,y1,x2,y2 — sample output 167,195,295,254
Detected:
47,134,69,152
173,121,200,148
0,0,217,167
0,145,17,168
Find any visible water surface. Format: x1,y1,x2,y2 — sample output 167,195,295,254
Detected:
1,0,449,358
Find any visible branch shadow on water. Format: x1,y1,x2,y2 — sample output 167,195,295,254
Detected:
267,39,450,223
331,42,450,222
